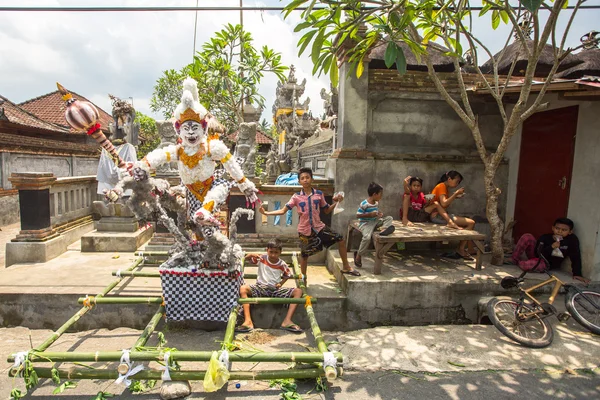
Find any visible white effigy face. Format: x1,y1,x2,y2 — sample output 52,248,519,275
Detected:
179,121,204,148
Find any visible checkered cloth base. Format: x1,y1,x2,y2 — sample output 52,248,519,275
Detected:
160,270,243,322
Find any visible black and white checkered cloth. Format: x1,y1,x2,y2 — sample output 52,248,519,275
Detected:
160,271,243,322
185,177,236,219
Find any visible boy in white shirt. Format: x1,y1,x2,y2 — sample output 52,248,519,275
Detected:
237,239,304,333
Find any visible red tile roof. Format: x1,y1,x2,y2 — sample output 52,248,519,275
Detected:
0,95,70,134
19,89,113,132
0,131,99,157
227,129,274,144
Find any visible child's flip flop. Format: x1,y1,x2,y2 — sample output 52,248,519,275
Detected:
280,324,303,334
235,325,253,333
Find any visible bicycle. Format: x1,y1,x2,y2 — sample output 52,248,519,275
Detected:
487,252,600,348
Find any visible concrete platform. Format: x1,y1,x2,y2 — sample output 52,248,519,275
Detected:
326,248,598,328
0,239,346,331
80,226,154,252
4,220,94,267
2,229,597,332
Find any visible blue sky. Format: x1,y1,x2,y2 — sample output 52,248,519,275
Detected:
1,0,599,124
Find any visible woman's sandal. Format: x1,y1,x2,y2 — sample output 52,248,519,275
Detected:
341,269,361,276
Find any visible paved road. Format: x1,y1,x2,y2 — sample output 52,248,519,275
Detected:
6,369,599,399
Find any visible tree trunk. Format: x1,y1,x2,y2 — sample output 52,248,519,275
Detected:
484,166,504,265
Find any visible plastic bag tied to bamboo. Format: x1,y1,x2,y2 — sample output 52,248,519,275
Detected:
204,351,230,392
57,82,126,168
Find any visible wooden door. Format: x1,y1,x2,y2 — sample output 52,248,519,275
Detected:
513,106,578,241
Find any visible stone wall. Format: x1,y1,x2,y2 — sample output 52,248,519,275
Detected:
0,190,19,226
1,152,99,189
327,66,507,238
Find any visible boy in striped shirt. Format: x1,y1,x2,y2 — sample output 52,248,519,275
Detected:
354,182,395,268
237,239,304,333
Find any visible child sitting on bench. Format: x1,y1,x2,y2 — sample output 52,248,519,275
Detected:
400,175,460,229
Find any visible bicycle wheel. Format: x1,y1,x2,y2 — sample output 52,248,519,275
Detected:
487,298,554,348
565,289,600,334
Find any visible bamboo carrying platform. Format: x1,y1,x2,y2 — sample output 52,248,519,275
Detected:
347,220,487,274
7,254,342,394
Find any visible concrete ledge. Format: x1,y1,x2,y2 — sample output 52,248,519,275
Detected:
5,221,94,267
0,293,161,330
81,227,154,252
325,248,578,328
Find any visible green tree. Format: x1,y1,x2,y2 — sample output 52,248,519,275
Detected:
151,23,288,130
285,0,586,264
259,118,272,133
150,69,186,119
135,111,160,159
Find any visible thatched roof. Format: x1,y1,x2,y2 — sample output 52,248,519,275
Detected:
481,39,581,77
368,40,461,72
556,48,600,79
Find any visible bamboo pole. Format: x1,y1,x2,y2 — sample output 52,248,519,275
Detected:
77,297,163,305
291,253,308,295
135,251,168,256
33,257,145,353
291,254,339,381
8,350,343,363
24,366,327,381
238,297,316,304
111,271,300,280
76,297,317,305
133,305,165,348
222,305,238,351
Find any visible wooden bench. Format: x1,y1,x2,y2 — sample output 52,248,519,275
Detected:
346,220,487,274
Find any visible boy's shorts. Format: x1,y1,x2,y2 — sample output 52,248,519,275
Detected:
430,212,455,225
299,226,343,258
407,208,430,223
250,282,294,299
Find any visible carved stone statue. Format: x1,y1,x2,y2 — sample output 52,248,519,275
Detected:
264,148,280,184
155,119,179,174
235,122,257,178
108,94,139,145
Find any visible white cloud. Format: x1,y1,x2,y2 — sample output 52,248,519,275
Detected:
1,0,599,126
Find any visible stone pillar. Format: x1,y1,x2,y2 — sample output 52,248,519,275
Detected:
9,172,59,242
325,61,375,235
1,152,10,189
336,61,369,150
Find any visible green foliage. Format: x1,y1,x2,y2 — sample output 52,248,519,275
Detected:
259,118,272,133
135,111,160,159
51,367,60,385
92,392,115,400
283,0,526,84
157,331,167,347
10,389,24,400
269,378,302,400
128,379,157,393
255,152,265,177
519,0,544,13
52,380,77,394
22,359,38,390
150,69,186,119
151,23,288,130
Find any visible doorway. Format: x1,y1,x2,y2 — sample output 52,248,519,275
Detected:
513,106,578,241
